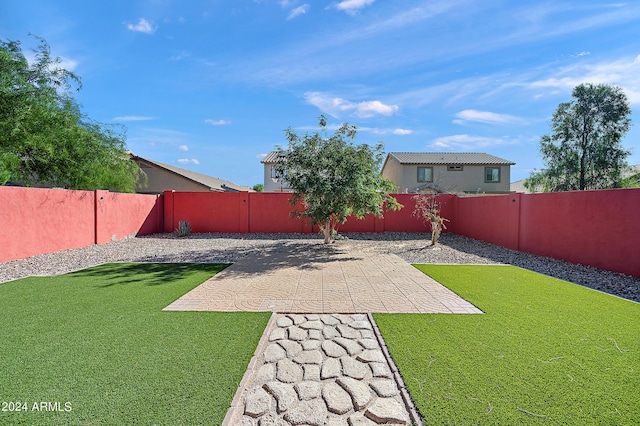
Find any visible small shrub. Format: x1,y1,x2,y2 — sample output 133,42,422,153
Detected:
175,220,192,237
412,193,449,246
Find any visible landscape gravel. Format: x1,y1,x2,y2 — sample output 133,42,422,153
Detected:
1,232,638,302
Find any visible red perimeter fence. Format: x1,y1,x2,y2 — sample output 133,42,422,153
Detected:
1,187,639,277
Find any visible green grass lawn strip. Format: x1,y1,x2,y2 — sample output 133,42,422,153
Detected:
374,265,639,425
0,263,270,425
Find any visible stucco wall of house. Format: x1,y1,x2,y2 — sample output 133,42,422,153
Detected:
380,157,404,192
136,163,209,193
395,164,511,193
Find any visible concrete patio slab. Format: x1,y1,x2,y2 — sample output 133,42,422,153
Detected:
164,242,482,314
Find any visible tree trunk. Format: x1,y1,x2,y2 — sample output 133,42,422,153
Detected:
322,219,332,244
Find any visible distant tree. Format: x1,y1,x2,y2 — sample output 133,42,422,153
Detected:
274,115,402,244
525,83,632,192
252,183,264,192
0,37,142,192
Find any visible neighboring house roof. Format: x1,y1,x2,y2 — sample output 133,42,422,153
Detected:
132,155,250,192
260,152,286,163
386,152,516,165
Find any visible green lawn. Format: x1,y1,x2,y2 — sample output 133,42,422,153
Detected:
0,263,270,425
374,265,639,425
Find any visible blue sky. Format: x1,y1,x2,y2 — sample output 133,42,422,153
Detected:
3,0,640,188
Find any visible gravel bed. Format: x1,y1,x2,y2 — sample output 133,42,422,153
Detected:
1,232,638,302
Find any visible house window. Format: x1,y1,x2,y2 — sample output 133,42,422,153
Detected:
417,167,433,182
485,167,501,183
271,165,285,180
447,165,463,171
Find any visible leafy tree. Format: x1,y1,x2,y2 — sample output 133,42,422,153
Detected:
274,116,402,243
0,37,142,192
252,183,264,192
525,83,632,192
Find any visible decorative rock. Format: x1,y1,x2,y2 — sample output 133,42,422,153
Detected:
322,340,347,358
295,381,322,400
323,326,340,339
276,316,293,327
347,413,378,425
303,364,321,381
334,337,363,356
276,358,303,383
308,329,322,340
278,339,303,358
326,417,350,426
258,413,289,426
300,320,324,330
269,327,286,341
369,380,399,397
321,314,341,326
369,362,392,378
288,326,308,341
244,387,272,418
323,382,354,415
283,398,327,426
337,377,372,411
358,339,378,350
332,314,354,324
356,350,385,364
337,324,361,339
302,339,320,350
305,314,320,321
288,314,306,325
253,363,275,386
352,314,367,322
293,349,323,365
350,320,372,330
264,343,286,363
263,381,298,414
240,415,257,425
359,330,375,339
364,398,409,424
321,357,342,379
341,357,369,380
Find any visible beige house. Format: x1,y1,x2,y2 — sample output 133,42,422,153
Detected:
382,152,515,194
260,152,292,192
132,155,249,194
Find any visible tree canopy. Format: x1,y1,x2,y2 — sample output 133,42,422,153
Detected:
525,83,632,192
0,37,142,192
274,116,402,243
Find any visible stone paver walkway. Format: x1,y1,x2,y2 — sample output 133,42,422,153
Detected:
164,243,482,314
223,313,420,426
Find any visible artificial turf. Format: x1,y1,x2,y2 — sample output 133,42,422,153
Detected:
374,265,639,425
0,263,270,425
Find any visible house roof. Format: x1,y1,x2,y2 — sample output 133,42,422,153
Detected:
132,155,250,192
386,152,515,165
260,151,287,164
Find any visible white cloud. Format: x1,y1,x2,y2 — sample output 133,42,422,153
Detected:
288,4,310,19
126,18,156,34
430,134,512,149
177,158,200,165
525,54,640,104
334,0,375,14
179,145,189,151
205,119,232,125
113,116,156,122
304,92,398,118
393,128,413,135
454,109,522,125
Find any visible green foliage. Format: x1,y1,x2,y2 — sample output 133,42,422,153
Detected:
0,37,142,192
274,115,402,243
252,183,264,192
0,263,270,425
525,83,632,192
375,265,640,425
175,220,192,237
